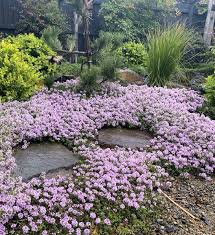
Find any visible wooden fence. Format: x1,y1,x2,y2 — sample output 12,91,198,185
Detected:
0,0,19,33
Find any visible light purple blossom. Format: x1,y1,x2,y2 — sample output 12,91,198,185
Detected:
0,82,214,234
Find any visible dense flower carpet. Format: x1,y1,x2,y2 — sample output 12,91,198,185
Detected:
0,83,214,234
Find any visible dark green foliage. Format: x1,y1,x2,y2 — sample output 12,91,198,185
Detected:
93,31,125,61
45,63,82,89
92,32,124,81
79,67,101,96
202,74,215,119
17,0,67,36
100,0,176,41
100,56,117,81
182,35,215,76
129,65,147,77
56,63,82,77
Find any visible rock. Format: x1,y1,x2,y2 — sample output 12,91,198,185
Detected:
200,216,210,225
13,142,80,180
156,219,164,225
165,225,178,233
98,128,153,149
117,69,144,84
190,73,206,92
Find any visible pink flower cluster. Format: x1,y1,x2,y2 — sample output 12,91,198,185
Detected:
0,82,214,234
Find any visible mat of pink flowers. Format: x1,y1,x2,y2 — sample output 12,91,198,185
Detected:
0,82,214,234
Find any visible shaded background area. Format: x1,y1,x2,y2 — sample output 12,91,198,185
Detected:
0,0,208,50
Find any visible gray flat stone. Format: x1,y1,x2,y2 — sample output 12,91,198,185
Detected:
13,142,80,180
98,128,153,149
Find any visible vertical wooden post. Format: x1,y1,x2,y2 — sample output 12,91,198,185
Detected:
83,0,93,69
203,0,215,46
74,12,79,63
188,2,195,26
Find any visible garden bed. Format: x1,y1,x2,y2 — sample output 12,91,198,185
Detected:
0,82,214,234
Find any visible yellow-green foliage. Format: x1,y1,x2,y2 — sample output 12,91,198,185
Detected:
6,34,56,79
205,75,215,105
0,34,56,102
117,42,148,67
0,41,42,102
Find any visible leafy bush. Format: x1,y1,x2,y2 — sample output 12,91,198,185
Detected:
0,41,42,102
56,62,82,77
129,65,147,76
100,56,117,81
17,0,67,36
79,67,101,96
182,35,215,76
0,34,56,101
100,0,176,40
93,31,125,53
117,42,148,67
147,24,193,86
203,74,215,119
7,34,56,79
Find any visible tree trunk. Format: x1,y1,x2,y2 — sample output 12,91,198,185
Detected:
203,0,215,46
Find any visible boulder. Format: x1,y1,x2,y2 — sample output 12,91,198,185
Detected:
117,69,145,84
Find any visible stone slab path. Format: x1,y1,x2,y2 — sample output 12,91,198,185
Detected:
14,142,80,180
98,128,153,148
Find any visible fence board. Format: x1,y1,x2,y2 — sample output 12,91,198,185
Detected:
0,0,19,30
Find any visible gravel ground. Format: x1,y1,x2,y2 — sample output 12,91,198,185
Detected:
153,177,215,235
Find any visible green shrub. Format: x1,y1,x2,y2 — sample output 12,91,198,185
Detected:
117,42,148,67
6,34,56,79
17,0,67,36
147,24,193,87
79,67,101,96
100,0,176,41
129,65,147,76
56,63,82,77
0,40,42,102
100,56,117,81
204,75,215,106
0,34,56,102
200,75,215,119
182,35,214,76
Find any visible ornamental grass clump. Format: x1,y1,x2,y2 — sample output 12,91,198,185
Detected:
147,24,193,86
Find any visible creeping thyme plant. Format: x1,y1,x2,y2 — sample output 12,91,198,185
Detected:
0,81,214,234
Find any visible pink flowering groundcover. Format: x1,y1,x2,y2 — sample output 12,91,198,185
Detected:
0,82,214,234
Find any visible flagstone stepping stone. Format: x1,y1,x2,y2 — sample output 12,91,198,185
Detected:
98,128,153,149
13,142,80,181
